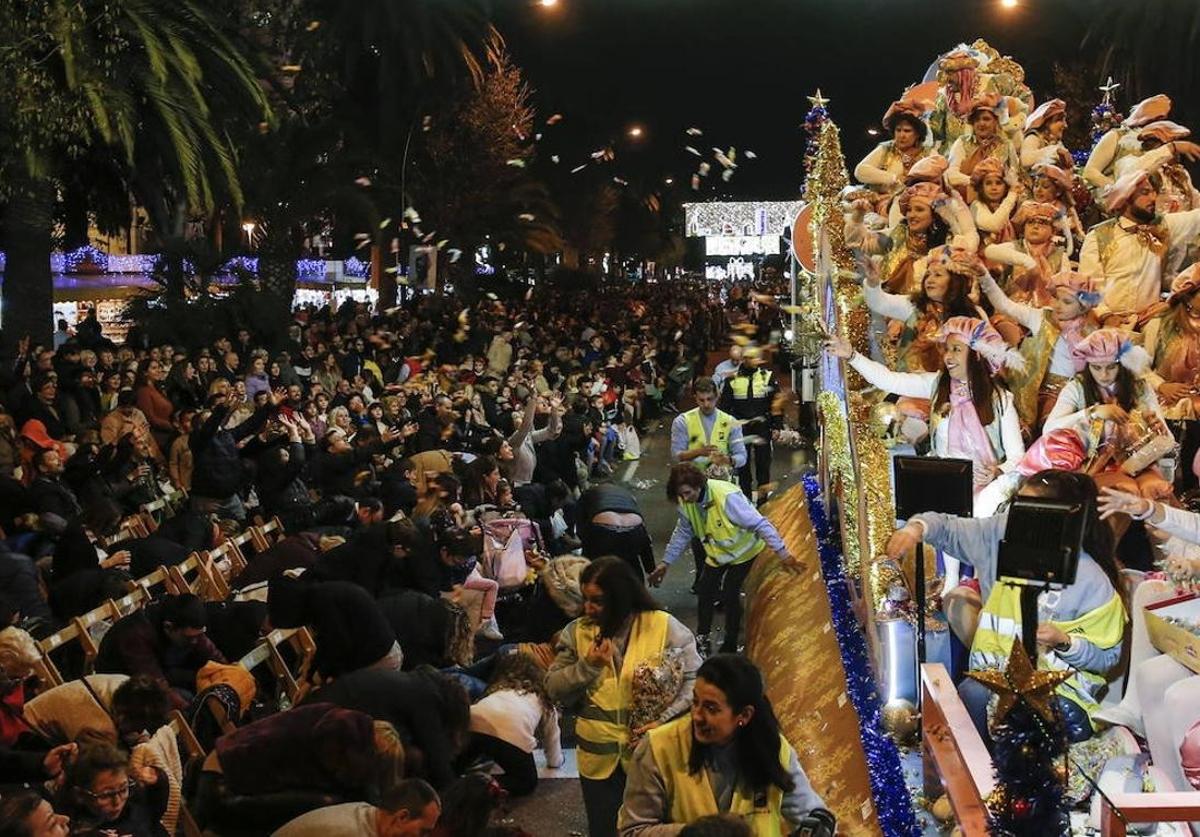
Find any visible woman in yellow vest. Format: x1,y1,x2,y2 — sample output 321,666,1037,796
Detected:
617,654,831,837
546,557,702,837
649,466,800,657
885,469,1127,743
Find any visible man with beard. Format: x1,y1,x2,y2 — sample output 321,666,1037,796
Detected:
1082,162,1200,325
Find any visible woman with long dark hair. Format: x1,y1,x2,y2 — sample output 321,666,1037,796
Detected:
618,654,828,836
1044,328,1174,540
885,470,1128,744
546,557,702,837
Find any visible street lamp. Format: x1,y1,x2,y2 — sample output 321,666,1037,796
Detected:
1001,0,1017,6
539,0,558,6
242,221,257,249
628,125,644,139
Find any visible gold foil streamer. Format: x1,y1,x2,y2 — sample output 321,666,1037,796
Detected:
745,485,882,836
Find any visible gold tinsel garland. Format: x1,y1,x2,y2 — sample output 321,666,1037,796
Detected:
809,115,898,610
818,390,861,574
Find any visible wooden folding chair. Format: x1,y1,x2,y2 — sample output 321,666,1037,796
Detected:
100,515,149,548
168,711,206,837
202,542,244,595
133,565,175,601
36,623,83,686
249,516,284,553
167,553,229,602
237,628,317,706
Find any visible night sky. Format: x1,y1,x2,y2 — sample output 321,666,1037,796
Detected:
492,0,1092,200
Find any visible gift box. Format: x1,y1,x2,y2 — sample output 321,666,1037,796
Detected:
1144,593,1200,675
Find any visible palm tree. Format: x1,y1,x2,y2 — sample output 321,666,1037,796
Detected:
0,0,270,347
1079,0,1200,122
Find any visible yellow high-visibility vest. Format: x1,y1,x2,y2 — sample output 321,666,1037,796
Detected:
680,479,765,568
574,610,671,779
647,715,791,836
970,580,1126,726
726,369,773,401
682,408,735,471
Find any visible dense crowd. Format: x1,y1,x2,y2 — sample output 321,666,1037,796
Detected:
0,275,840,837
828,44,1200,816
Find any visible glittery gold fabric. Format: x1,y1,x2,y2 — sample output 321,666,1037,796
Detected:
744,483,883,837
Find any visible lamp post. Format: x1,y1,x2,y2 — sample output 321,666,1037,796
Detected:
242,221,257,251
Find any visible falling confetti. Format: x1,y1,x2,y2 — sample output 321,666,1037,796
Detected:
547,113,564,125
745,150,757,159
280,64,302,73
698,162,711,177
306,20,321,31
613,177,628,186
686,127,703,136
551,155,560,164
518,213,536,221
506,159,526,168
691,174,700,190
722,169,734,181
353,232,370,240
379,218,391,229
354,177,372,187
403,207,421,223
571,164,587,174
436,239,449,249
535,132,543,141
684,146,701,157
448,249,463,263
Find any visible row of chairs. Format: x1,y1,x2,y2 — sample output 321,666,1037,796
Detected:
36,515,287,687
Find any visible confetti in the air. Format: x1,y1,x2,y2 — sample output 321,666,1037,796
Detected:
354,177,372,187
518,213,536,221
306,20,321,31
613,177,628,186
546,114,564,125
280,64,302,73
448,249,463,263
686,127,703,136
698,162,711,177
745,150,757,159
403,207,421,223
379,218,391,229
571,164,587,174
722,169,734,181
551,155,560,164
506,159,526,168
684,146,701,157
691,174,701,190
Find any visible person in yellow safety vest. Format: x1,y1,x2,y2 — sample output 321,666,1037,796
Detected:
649,466,802,658
670,377,748,594
718,348,780,503
617,654,831,837
885,469,1128,743
546,557,703,837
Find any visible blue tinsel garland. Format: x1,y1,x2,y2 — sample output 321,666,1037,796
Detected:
803,473,922,837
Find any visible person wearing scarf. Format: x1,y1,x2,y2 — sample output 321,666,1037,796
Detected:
1028,163,1085,250
946,94,1021,204
847,156,978,297
969,157,1020,264
979,267,1101,433
826,315,1026,592
1113,121,1200,215
1081,166,1200,325
862,244,987,377
1044,328,1174,541
1084,93,1171,191
1020,98,1073,177
985,201,1069,309
853,92,933,204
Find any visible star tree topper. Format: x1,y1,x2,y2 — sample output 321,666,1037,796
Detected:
807,89,830,109
965,640,1073,725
